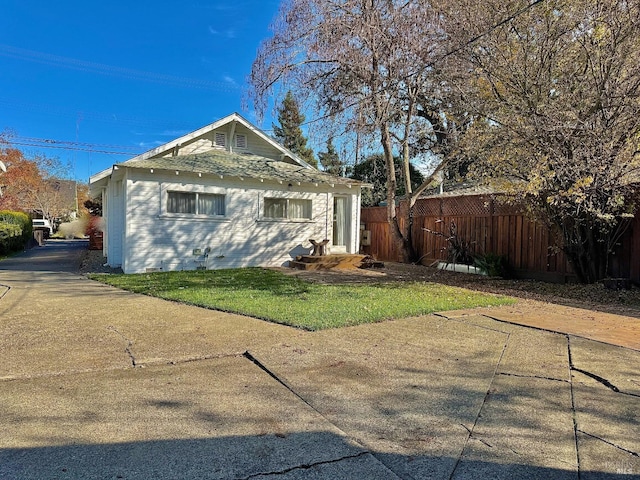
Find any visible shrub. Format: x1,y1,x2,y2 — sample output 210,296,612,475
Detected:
0,210,32,255
474,253,507,277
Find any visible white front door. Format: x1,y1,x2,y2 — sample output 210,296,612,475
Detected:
332,196,349,253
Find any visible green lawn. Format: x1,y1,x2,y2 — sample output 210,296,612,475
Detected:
89,267,515,330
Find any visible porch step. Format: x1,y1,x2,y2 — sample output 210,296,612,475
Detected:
290,254,368,271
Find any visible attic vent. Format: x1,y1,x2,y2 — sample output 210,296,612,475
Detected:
235,134,247,149
214,132,226,147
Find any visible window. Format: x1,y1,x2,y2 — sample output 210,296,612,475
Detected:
167,191,225,216
264,197,312,220
198,193,225,216
235,134,247,149
214,132,226,147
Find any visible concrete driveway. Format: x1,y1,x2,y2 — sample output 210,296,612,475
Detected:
1,240,638,479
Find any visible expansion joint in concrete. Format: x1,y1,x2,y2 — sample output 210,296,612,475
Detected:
567,335,582,478
498,372,570,383
238,451,373,479
448,332,511,479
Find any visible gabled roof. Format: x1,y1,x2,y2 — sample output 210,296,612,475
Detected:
116,150,368,188
123,112,311,168
90,112,313,184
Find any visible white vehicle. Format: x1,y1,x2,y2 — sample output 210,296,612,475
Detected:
32,219,53,238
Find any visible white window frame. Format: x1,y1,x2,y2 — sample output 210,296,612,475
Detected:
263,197,313,221
166,191,225,216
161,186,228,222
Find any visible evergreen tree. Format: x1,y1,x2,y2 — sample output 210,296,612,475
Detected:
273,91,317,167
317,138,344,176
350,154,424,207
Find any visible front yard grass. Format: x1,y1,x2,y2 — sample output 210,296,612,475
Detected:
89,267,515,330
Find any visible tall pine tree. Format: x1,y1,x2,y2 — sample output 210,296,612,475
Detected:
273,91,317,168
317,138,344,176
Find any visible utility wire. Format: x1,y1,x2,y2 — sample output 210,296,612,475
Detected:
0,44,241,92
8,141,139,156
1,1,547,154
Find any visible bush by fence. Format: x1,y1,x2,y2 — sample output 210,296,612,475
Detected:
0,210,32,255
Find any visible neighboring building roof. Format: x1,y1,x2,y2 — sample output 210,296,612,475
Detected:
118,150,368,188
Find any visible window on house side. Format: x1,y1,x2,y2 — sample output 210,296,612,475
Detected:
264,198,312,220
167,192,225,216
214,132,226,147
198,193,225,216
235,134,247,149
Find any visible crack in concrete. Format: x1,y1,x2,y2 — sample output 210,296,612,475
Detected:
158,353,244,366
577,429,640,458
434,312,512,336
242,351,366,446
498,372,570,383
106,326,136,367
0,283,10,300
572,367,621,392
448,333,511,479
0,353,246,382
460,423,494,448
567,335,582,479
238,451,372,479
568,339,640,398
571,367,640,398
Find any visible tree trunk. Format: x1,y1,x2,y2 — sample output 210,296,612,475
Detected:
380,122,413,263
561,218,610,283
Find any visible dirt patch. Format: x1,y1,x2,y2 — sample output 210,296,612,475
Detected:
77,250,123,274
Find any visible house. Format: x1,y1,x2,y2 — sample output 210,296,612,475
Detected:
89,113,368,274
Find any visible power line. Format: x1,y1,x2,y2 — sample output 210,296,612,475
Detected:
15,136,141,151
0,44,242,92
7,136,142,156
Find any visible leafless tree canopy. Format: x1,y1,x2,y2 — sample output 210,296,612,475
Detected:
249,0,640,281
250,0,453,261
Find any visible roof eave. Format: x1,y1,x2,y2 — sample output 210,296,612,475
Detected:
116,163,368,189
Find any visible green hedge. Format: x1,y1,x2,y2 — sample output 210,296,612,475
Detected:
0,210,32,255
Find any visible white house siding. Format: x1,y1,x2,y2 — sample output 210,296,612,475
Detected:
119,170,360,274
231,124,283,159
154,124,285,161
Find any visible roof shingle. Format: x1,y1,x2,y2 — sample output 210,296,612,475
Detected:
118,151,367,187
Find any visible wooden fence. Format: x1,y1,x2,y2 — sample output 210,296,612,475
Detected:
360,195,640,283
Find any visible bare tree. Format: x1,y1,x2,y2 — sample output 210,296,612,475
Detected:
249,0,453,261
446,0,640,282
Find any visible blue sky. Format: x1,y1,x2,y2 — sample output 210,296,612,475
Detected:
0,1,282,182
